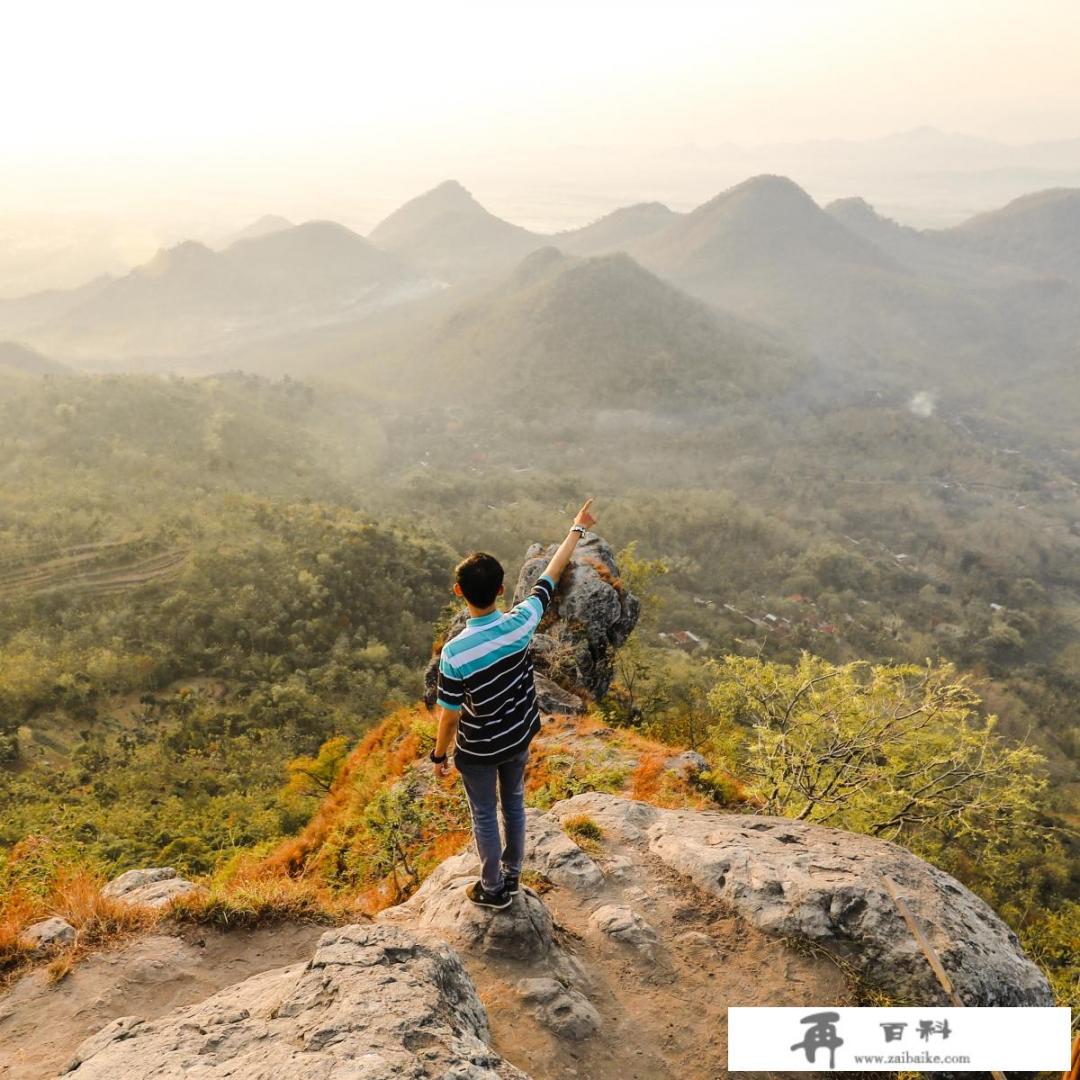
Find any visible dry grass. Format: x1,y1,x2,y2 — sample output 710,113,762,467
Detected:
629,751,714,809
169,871,349,929
1,869,158,990
262,705,423,879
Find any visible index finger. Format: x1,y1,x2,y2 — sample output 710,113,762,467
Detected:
581,497,594,510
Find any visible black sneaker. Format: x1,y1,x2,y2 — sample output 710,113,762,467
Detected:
465,879,512,910
503,872,520,896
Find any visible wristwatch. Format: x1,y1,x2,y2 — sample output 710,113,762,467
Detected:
430,749,448,764
570,524,587,537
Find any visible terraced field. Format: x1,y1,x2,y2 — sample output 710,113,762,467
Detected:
0,538,189,599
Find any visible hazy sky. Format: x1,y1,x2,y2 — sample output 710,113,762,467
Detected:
3,0,1079,252
8,0,1078,154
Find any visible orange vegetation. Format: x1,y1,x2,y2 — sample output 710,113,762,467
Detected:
1,864,156,988
262,706,423,879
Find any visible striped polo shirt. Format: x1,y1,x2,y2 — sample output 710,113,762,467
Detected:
436,574,556,766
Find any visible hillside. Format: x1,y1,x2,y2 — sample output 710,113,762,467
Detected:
0,341,71,377
629,175,1074,385
217,213,294,247
347,246,799,409
369,179,544,279
944,186,1080,282
6,223,430,363
552,201,680,256
826,195,1042,284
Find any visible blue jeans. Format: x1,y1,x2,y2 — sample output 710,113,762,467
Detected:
456,748,529,892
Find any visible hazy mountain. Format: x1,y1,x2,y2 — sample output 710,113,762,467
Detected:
368,180,543,278
0,341,72,377
350,245,798,409
552,201,680,256
9,222,431,362
634,174,894,281
218,214,295,248
629,175,1069,381
0,275,115,340
944,188,1080,282
825,196,1041,285
222,220,415,302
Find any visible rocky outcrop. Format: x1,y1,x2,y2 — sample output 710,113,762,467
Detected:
35,791,1052,1078
101,867,197,908
549,793,1053,1007
61,923,529,1079
379,852,554,963
514,532,640,700
523,808,605,891
424,532,639,711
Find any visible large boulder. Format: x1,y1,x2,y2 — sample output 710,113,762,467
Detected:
379,852,554,962
514,532,640,699
549,793,1053,1007
101,867,197,909
62,923,530,1079
424,532,638,710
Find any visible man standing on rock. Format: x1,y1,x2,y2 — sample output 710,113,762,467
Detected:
430,499,598,909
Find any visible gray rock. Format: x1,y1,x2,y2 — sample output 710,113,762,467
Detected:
524,809,604,891
549,792,660,844
516,977,602,1040
62,924,530,1079
664,750,709,778
533,673,585,715
551,793,1051,1006
101,867,177,898
21,916,76,951
380,852,554,962
588,904,659,954
424,532,638,708
513,533,640,699
101,868,196,908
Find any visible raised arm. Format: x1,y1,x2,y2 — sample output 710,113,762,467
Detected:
542,498,597,585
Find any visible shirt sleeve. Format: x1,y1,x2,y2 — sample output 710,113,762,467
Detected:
436,652,464,711
512,572,556,624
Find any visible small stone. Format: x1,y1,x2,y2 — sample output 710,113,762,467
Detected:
588,905,659,954
517,978,601,1040
663,751,709,778
22,917,76,951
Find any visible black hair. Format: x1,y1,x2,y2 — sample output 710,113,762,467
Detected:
455,552,504,608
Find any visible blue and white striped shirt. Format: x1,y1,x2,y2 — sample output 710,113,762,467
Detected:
437,574,556,765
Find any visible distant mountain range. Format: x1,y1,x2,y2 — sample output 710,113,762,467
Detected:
2,174,1077,412
0,221,435,361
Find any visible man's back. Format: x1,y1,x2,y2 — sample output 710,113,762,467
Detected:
436,574,556,765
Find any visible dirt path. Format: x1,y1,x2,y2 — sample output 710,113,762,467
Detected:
463,823,852,1078
0,923,325,1080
